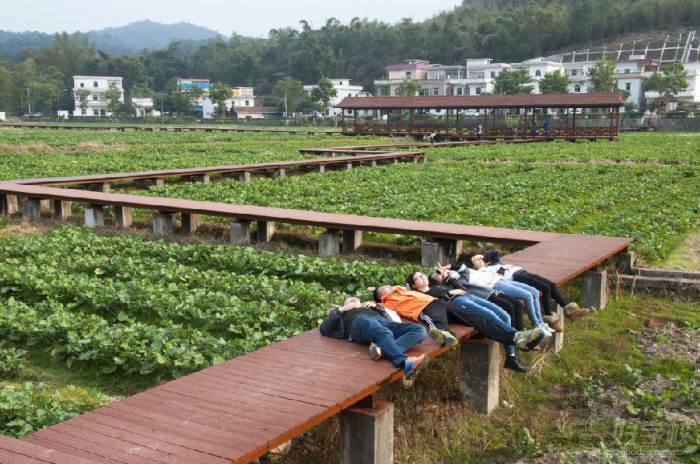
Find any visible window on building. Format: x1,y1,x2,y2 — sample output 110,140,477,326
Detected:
79,83,85,88
456,87,463,96
380,87,389,96
93,81,98,88
490,71,496,78
433,88,439,96
624,68,631,74
574,84,581,92
465,86,470,96
245,100,250,106
100,110,106,116
340,81,343,85
394,88,401,96
81,109,86,115
475,87,481,95
93,109,99,116
572,70,578,76
625,82,631,91
419,88,428,96
93,95,98,101
535,70,541,77
405,71,411,79
348,93,352,97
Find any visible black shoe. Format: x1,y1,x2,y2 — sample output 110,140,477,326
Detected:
504,356,528,373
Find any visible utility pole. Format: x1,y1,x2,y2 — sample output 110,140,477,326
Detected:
26,88,32,114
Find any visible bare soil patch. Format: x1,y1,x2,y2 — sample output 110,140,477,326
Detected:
0,142,127,154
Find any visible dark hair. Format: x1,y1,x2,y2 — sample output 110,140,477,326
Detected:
373,287,382,302
405,272,420,290
428,273,441,287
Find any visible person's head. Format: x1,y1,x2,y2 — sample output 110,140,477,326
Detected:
471,254,485,269
373,285,395,302
428,271,443,286
483,249,501,265
406,272,429,290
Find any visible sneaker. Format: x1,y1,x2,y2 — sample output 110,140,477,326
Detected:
504,356,528,373
429,326,458,348
564,302,591,321
514,328,546,351
538,323,554,337
402,354,429,388
368,342,383,360
544,314,564,333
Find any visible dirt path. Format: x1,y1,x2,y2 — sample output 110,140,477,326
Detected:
664,232,700,271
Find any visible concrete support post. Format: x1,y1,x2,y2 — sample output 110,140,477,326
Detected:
318,165,326,173
85,205,105,228
421,239,462,267
52,200,72,219
346,163,353,171
371,160,377,167
230,221,251,246
200,174,210,184
581,270,608,310
459,339,500,415
544,305,564,353
180,213,200,235
99,183,111,193
21,199,41,220
275,168,286,178
152,211,174,235
257,221,276,242
239,171,252,183
154,178,165,187
340,400,394,464
319,230,341,257
612,252,636,274
114,206,133,229
342,230,363,254
1,194,19,215
40,199,51,214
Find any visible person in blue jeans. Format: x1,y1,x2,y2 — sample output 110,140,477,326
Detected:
406,272,532,373
319,297,428,387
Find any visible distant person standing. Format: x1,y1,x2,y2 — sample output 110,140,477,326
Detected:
476,122,482,140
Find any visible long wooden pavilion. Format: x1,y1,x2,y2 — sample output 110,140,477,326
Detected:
336,93,626,141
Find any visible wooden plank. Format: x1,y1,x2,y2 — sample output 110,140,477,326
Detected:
0,435,97,464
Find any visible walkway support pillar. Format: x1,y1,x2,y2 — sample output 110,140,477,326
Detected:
257,221,276,242
114,206,133,229
421,239,462,267
319,229,341,257
340,398,394,464
460,339,500,415
21,198,41,220
52,200,72,220
180,213,200,235
152,211,174,235
544,305,564,353
343,230,363,254
85,205,105,228
581,270,608,310
0,194,19,216
230,221,251,246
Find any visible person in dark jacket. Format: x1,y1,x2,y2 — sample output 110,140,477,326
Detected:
319,297,428,387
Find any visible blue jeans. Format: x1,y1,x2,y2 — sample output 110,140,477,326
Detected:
494,281,544,327
453,295,516,355
350,316,426,367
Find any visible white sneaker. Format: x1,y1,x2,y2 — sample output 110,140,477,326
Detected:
368,342,383,360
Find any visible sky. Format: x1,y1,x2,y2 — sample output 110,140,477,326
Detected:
2,0,462,37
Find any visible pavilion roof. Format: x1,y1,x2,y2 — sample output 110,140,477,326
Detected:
336,93,625,110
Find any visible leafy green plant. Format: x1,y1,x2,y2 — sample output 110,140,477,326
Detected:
0,347,25,377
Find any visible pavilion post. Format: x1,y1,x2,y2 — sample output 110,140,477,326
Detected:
409,109,414,135
456,110,461,136
354,110,358,134
572,108,577,139
341,110,345,134
531,109,536,137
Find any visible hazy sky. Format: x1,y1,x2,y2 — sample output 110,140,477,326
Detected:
3,0,462,37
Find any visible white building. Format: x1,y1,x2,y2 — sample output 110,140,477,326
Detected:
131,97,161,117
303,78,364,116
73,76,124,117
177,78,257,118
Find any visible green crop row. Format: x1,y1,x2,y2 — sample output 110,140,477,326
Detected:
147,161,700,262
0,228,413,378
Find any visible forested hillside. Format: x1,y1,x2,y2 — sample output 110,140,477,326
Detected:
0,0,698,114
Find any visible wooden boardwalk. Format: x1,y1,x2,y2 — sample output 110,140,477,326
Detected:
0,133,633,463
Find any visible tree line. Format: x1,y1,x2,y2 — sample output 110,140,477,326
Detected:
0,0,698,114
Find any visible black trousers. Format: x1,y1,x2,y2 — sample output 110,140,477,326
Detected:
488,293,524,331
512,270,568,315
